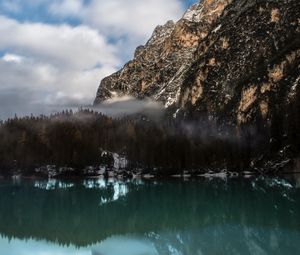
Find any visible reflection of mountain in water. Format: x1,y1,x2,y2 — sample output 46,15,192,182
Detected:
0,178,300,254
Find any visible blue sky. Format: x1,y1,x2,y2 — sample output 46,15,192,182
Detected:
0,0,198,119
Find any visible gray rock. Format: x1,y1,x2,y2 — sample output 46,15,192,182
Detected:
94,0,300,127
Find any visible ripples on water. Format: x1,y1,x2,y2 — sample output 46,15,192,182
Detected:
0,175,300,255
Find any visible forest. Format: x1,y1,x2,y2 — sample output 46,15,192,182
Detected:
0,99,299,176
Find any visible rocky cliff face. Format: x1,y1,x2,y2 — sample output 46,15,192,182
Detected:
94,0,300,127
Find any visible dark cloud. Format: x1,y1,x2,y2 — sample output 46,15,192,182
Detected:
0,88,71,120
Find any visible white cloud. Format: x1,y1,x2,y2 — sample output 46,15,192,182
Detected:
0,15,119,118
0,15,119,69
2,53,24,63
0,54,116,119
0,54,116,104
50,0,183,37
49,0,84,17
83,0,183,40
49,0,185,58
0,0,187,119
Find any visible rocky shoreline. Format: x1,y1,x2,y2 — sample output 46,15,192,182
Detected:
4,165,300,181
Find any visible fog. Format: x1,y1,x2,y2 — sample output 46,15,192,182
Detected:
0,93,164,121
94,96,164,119
0,92,77,120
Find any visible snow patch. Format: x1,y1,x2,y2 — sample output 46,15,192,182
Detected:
173,108,180,118
183,4,203,22
213,24,222,33
113,153,128,170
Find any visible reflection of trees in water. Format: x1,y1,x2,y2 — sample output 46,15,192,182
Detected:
0,178,299,248
145,225,300,255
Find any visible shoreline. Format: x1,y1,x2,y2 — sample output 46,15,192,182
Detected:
2,170,299,182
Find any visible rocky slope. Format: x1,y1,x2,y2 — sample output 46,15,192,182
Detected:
94,0,299,125
94,0,235,107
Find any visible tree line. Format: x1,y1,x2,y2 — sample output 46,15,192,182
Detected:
0,101,299,176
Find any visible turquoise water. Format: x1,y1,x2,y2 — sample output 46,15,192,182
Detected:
0,176,300,255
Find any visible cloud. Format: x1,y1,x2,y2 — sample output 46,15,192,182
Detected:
0,15,119,119
94,95,164,118
2,53,24,63
0,53,116,106
83,0,183,39
0,1,190,119
50,0,183,38
49,0,185,59
0,15,119,69
49,0,84,17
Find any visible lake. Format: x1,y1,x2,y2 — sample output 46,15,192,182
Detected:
0,176,299,255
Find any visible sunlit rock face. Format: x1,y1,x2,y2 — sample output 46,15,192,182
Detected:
94,0,300,125
94,0,233,107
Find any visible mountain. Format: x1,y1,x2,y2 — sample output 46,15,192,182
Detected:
94,0,299,126
1,0,298,175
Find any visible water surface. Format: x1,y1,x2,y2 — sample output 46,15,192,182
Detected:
0,176,300,255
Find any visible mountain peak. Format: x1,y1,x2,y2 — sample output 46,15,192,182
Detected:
182,3,202,22
183,0,231,23
94,0,300,127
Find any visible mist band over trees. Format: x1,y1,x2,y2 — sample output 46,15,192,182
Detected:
0,92,299,177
